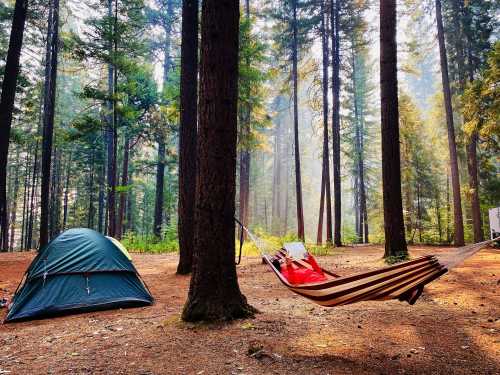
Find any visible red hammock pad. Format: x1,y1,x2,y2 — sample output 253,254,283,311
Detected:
281,255,327,284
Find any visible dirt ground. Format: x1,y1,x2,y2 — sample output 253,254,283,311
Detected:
0,245,499,375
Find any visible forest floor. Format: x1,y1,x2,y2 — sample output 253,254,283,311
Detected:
0,245,499,375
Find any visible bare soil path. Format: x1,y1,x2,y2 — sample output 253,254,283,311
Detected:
0,245,499,374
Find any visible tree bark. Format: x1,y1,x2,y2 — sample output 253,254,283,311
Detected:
435,0,464,246
26,142,39,250
154,0,173,240
106,0,117,237
153,138,165,238
239,151,250,237
291,0,305,241
117,137,130,239
50,148,62,239
271,106,282,233
462,7,483,243
62,152,72,230
351,42,361,243
86,150,94,229
380,0,408,258
284,120,290,235
238,0,251,241
20,154,30,250
182,0,255,322
320,2,332,244
9,150,20,251
466,133,483,242
98,128,106,233
330,0,341,246
0,0,28,250
317,172,326,245
39,0,60,248
177,0,199,274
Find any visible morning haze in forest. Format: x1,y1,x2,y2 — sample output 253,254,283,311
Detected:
0,0,498,318
0,0,499,373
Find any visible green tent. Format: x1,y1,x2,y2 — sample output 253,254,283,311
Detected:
4,228,153,322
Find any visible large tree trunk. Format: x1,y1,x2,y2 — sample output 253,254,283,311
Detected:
380,0,408,258
330,0,342,246
126,172,134,233
291,0,305,241
153,0,173,240
86,150,94,229
117,137,130,239
351,42,361,243
49,148,62,239
26,142,39,250
62,152,72,230
20,154,30,250
153,138,165,238
317,173,326,245
238,0,251,241
105,0,117,237
182,0,255,322
98,129,106,233
284,120,290,235
359,138,369,243
463,10,483,243
105,117,117,237
177,0,199,274
317,3,333,245
466,133,483,242
358,74,369,244
0,0,28,250
435,0,464,246
9,150,20,251
271,106,282,233
39,0,60,248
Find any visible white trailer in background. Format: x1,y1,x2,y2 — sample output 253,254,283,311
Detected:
489,207,500,239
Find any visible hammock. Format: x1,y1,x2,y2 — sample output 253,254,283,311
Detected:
237,222,498,307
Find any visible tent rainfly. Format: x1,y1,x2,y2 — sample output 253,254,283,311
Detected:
4,228,153,322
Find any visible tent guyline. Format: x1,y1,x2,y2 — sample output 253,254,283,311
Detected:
235,218,498,307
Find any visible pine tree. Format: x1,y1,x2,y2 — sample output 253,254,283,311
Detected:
330,0,341,246
39,0,61,248
380,0,408,258
177,0,199,274
435,0,464,246
0,0,28,250
182,0,256,322
316,0,332,245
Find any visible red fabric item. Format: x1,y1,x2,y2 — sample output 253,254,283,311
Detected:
281,262,327,285
305,254,324,275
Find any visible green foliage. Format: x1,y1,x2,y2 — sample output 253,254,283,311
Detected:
442,0,496,89
121,225,179,253
462,42,499,151
462,42,500,220
399,92,448,244
237,228,336,257
238,15,272,151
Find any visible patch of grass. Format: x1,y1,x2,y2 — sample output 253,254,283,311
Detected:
236,228,340,257
384,252,410,264
307,243,335,256
122,225,346,257
122,229,179,253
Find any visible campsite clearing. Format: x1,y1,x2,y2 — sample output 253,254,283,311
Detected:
1,245,499,375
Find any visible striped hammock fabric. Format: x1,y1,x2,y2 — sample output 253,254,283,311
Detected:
264,238,498,307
